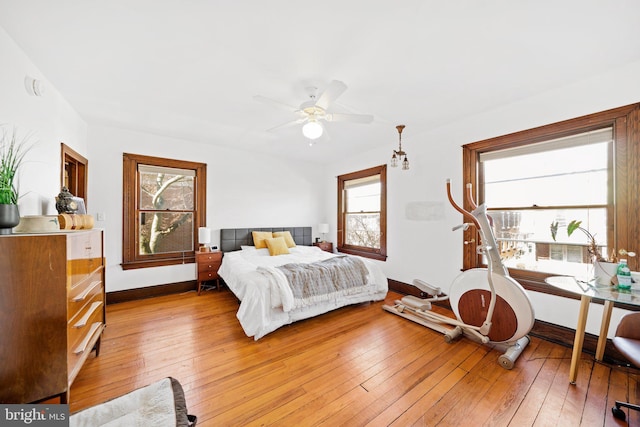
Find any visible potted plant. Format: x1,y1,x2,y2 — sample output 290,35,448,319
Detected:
550,219,636,284
0,125,33,234
550,220,605,261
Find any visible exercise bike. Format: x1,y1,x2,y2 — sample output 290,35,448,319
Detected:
383,180,534,369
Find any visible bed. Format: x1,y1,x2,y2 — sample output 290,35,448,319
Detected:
218,227,388,340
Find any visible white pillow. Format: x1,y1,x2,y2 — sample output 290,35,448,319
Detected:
253,248,271,256
240,245,256,251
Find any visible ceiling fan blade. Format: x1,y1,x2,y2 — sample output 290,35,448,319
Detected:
325,113,374,123
253,95,299,113
315,80,348,110
266,118,305,132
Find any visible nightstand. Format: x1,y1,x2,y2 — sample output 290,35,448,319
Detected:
196,251,223,295
313,241,333,253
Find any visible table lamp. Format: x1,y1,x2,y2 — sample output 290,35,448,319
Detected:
198,227,211,252
318,223,329,242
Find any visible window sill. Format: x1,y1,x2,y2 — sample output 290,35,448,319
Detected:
337,247,387,261
121,256,195,270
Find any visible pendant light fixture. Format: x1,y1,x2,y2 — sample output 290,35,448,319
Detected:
391,124,409,170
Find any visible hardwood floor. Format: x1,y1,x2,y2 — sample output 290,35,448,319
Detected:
69,290,640,426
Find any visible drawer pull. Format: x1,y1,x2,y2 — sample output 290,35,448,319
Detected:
73,281,102,302
73,322,103,355
73,301,103,328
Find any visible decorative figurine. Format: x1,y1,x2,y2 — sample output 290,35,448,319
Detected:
55,186,78,214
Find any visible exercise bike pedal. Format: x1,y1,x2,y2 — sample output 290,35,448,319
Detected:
400,295,432,311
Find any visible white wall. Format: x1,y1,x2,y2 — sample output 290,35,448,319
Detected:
2,24,325,294
0,26,88,215
87,124,324,292
324,59,640,337
5,18,640,337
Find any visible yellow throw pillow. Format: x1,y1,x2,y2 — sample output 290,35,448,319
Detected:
252,231,273,249
272,231,296,248
265,237,290,256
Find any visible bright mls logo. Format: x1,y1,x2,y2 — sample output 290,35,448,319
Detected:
1,405,68,426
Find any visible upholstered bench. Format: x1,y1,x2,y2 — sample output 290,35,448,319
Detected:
70,377,196,426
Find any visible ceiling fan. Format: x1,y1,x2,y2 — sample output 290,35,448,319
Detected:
254,80,374,141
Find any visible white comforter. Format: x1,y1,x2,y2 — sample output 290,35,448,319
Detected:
218,245,388,340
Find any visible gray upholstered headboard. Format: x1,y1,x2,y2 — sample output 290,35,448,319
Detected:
220,227,312,252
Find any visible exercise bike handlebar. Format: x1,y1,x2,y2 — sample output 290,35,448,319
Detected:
465,182,478,211
446,179,481,230
446,180,500,263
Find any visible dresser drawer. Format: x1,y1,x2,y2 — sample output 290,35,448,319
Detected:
68,269,104,317
197,252,222,272
198,261,220,273
67,230,104,287
67,291,104,378
68,290,104,339
198,251,221,264
67,321,104,383
198,269,218,281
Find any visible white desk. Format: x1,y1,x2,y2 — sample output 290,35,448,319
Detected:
545,276,640,384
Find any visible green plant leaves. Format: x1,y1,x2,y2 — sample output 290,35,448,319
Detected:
550,221,559,241
0,125,33,205
566,220,582,237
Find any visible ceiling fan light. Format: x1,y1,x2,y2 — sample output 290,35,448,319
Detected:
302,121,323,140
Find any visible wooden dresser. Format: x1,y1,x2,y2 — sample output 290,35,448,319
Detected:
0,229,105,403
313,241,333,253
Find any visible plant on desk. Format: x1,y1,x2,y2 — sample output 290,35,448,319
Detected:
550,220,606,261
551,219,636,282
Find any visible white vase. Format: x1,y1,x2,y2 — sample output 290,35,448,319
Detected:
594,261,618,285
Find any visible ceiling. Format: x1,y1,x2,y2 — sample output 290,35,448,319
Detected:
1,1,640,164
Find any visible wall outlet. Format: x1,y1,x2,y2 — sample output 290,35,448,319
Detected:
96,212,106,221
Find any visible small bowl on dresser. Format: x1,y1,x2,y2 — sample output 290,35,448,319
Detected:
14,215,61,233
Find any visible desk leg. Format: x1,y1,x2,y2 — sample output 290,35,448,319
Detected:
570,294,591,384
595,299,614,361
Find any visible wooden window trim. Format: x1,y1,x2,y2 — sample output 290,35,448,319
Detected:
337,164,387,261
462,103,640,297
61,143,88,206
122,153,206,270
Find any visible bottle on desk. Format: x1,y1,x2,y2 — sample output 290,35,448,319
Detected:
617,259,632,290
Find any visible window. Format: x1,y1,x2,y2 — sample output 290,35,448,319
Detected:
122,153,206,270
337,165,387,261
480,127,611,278
462,103,640,295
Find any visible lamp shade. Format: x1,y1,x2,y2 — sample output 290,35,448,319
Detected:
198,227,211,244
302,121,323,140
318,223,329,234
